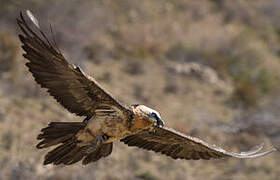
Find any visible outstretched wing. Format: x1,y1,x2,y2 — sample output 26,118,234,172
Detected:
17,11,131,117
121,126,277,160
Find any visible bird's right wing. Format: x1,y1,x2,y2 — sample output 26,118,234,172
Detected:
17,11,131,118
121,126,277,160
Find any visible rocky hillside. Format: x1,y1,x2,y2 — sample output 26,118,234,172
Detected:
0,1,280,179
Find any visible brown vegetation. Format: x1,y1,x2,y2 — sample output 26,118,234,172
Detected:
0,0,280,179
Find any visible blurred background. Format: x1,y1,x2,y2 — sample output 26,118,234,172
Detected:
1,0,280,179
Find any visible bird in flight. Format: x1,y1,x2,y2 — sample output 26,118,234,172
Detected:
17,11,277,166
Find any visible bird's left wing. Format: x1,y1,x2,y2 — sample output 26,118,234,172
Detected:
17,11,131,118
121,126,277,160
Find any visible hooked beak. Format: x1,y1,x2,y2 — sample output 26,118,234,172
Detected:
156,118,165,127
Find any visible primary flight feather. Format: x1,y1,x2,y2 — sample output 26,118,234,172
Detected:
17,11,277,165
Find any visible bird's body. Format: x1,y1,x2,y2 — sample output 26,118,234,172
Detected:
76,105,154,145
17,10,277,166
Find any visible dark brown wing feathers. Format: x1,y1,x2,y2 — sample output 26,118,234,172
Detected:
121,126,277,160
17,12,130,117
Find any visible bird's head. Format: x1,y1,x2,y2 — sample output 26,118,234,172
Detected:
132,105,165,127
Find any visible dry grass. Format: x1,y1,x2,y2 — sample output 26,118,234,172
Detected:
0,0,280,179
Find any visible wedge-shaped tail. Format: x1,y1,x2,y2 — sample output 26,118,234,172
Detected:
37,122,113,165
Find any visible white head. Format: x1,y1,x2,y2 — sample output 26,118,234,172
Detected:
133,105,165,127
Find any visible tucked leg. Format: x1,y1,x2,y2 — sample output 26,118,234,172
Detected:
86,134,109,153
79,129,108,153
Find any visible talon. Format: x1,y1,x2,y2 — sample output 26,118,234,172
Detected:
82,132,109,154
96,136,104,145
102,134,109,141
86,144,97,153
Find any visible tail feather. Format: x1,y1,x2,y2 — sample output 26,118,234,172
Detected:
37,122,85,149
82,143,113,165
44,141,76,165
37,121,113,165
56,145,83,165
37,133,74,149
65,146,88,165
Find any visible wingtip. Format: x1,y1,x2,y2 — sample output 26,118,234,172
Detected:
43,159,51,165
271,140,280,152
20,11,24,21
16,11,24,24
240,143,264,156
26,10,40,28
241,146,277,158
272,146,279,152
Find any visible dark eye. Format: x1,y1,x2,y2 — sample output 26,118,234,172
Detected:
151,112,157,118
